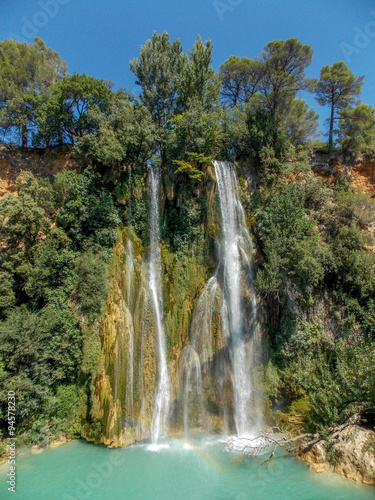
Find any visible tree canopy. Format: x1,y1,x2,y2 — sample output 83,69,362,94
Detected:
315,61,364,149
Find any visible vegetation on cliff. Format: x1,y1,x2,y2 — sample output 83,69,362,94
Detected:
0,32,374,452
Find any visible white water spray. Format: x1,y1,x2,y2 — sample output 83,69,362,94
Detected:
214,160,261,436
149,167,171,444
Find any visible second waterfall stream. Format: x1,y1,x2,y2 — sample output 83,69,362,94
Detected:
213,160,261,436
148,166,171,444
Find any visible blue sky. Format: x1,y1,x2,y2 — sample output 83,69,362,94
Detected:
1,0,375,135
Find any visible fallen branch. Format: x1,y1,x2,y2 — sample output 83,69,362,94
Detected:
227,413,363,467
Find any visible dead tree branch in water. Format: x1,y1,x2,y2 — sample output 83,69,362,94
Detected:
224,414,362,467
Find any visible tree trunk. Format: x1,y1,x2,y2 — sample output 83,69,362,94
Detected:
21,124,28,147
328,101,334,151
58,122,64,146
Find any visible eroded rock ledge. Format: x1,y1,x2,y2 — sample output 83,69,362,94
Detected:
297,415,375,486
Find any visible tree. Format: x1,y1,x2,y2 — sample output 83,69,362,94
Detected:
178,36,221,111
34,74,113,146
282,98,319,146
130,31,186,161
219,56,263,106
0,301,82,419
0,37,67,146
0,172,52,266
75,89,156,167
258,39,316,119
338,103,375,157
315,61,364,150
53,168,120,250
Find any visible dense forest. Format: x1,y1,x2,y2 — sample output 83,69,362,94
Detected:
0,32,374,454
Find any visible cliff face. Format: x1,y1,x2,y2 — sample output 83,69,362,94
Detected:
0,145,80,197
2,146,374,484
90,163,262,446
90,228,158,447
310,152,375,194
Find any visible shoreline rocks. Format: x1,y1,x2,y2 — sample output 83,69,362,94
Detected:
297,423,375,486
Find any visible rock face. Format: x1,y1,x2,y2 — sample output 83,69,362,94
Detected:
298,424,375,486
310,152,375,194
0,145,80,197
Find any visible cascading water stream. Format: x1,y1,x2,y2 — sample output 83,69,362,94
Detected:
124,237,134,419
148,166,171,444
182,276,219,434
213,160,261,436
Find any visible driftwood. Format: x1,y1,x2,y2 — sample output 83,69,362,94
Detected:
225,413,363,467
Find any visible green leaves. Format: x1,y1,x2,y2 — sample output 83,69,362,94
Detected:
75,90,156,167
0,301,82,419
0,37,67,145
53,168,120,250
35,73,113,146
282,335,375,431
130,30,186,134
338,103,375,157
315,61,364,148
255,182,325,295
179,36,221,111
259,38,316,117
74,250,108,316
219,56,263,106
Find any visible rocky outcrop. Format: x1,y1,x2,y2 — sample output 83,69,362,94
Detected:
310,152,375,194
297,418,375,486
0,145,81,197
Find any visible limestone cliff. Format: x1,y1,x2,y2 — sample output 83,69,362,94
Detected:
0,145,81,197
297,417,375,486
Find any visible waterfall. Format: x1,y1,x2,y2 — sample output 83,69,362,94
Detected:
125,237,134,419
182,346,203,436
214,160,261,436
148,166,171,444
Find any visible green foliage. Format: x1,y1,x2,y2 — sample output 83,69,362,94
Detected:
259,38,316,117
0,37,67,146
282,335,375,432
260,361,281,402
173,160,204,180
338,103,375,157
170,103,223,159
0,272,16,315
225,103,290,164
336,189,375,227
178,36,221,111
0,167,119,439
54,384,85,435
219,56,263,106
0,300,81,420
75,250,108,316
256,182,325,292
75,91,156,167
315,61,364,148
53,168,120,250
282,98,320,146
35,73,113,146
130,31,186,139
173,153,211,181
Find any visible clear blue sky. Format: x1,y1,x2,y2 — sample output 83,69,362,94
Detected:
1,0,375,135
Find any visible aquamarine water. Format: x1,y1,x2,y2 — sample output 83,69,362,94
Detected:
1,436,374,500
